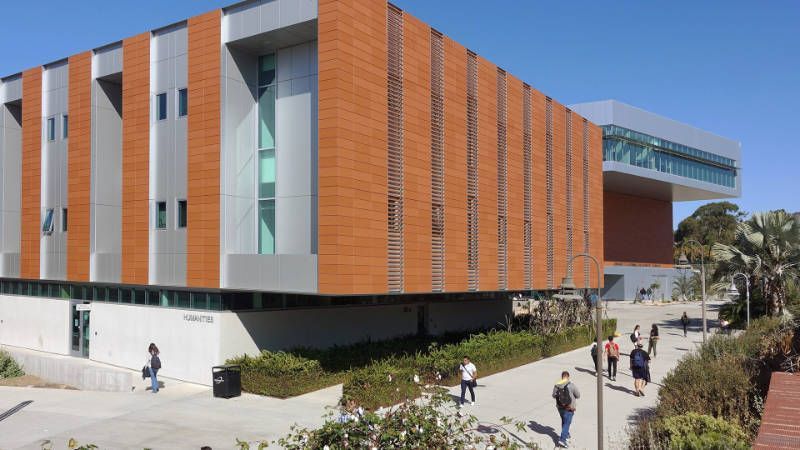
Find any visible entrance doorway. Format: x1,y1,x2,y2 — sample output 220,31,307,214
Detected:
70,302,91,358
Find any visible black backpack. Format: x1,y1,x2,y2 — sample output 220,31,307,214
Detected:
151,355,162,370
556,382,572,408
630,332,637,343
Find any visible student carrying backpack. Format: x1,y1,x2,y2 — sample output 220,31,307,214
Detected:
552,370,580,448
604,335,620,381
629,342,651,397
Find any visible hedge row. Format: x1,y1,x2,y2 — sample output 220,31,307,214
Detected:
229,319,617,405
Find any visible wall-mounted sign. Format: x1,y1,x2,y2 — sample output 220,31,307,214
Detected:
75,304,92,311
183,313,214,324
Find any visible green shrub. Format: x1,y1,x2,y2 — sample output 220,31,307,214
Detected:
0,350,24,378
342,359,420,411
227,351,337,398
659,413,748,450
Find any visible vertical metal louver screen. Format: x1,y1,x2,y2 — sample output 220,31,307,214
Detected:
565,110,574,276
430,29,445,292
496,69,508,290
387,5,404,293
523,86,532,290
466,52,479,291
545,98,554,289
582,119,590,288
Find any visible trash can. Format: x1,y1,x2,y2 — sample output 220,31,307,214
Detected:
212,365,241,398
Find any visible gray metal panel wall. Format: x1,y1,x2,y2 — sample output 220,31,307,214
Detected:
0,99,22,277
150,24,188,286
93,44,123,80
41,62,69,280
222,0,317,43
90,74,123,282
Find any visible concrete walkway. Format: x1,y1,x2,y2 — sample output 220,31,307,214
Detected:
447,300,720,449
0,300,719,449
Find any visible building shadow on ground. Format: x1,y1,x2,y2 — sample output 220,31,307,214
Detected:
528,420,559,445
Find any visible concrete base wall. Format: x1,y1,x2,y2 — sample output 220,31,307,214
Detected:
0,294,71,354
0,295,513,386
603,265,683,301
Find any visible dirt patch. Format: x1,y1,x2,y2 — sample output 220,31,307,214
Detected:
0,374,77,390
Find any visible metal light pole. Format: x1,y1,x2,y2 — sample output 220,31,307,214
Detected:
561,253,603,450
728,272,751,329
678,239,707,342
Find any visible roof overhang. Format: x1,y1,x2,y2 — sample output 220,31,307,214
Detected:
604,161,739,202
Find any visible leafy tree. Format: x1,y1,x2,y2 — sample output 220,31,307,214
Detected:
675,201,746,260
712,211,800,316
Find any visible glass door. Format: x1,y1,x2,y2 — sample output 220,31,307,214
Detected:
69,302,91,358
81,310,91,357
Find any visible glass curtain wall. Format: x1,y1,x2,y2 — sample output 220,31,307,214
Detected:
258,54,276,254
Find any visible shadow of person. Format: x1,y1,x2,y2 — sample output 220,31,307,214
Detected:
528,420,560,445
573,366,599,377
604,382,637,395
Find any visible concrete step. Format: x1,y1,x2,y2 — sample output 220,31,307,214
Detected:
2,345,138,392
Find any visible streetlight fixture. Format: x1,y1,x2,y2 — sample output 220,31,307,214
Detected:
561,253,603,450
676,239,707,342
727,272,751,329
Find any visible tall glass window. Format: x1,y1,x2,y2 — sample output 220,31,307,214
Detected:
258,54,276,254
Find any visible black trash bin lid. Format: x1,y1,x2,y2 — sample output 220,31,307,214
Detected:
212,364,241,371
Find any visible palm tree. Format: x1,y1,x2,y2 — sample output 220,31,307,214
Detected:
711,210,800,316
672,269,699,301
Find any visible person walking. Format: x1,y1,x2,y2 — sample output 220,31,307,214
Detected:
680,312,689,337
458,356,477,407
552,370,580,448
604,335,619,381
630,324,642,347
146,343,161,393
647,324,660,357
630,342,651,397
590,343,600,374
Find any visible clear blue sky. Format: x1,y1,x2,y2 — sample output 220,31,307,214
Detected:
2,1,797,228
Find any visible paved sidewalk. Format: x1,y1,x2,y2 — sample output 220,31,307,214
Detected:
0,300,718,449
448,300,720,449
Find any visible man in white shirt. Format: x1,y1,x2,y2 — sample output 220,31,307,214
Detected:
459,356,478,407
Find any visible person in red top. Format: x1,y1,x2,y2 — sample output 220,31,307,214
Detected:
603,335,620,381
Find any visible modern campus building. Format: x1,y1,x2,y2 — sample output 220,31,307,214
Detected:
570,100,741,301
0,0,605,384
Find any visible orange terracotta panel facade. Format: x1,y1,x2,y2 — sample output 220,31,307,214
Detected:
442,37,468,292
570,111,587,288
476,57,498,291
506,76,525,291
121,33,150,285
530,90,548,289
588,124,605,287
318,0,389,294
187,11,222,288
402,14,432,293
551,101,568,288
20,67,42,280
67,52,92,282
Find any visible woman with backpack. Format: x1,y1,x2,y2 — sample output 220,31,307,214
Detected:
146,343,161,393
603,335,620,381
629,342,651,397
630,324,641,348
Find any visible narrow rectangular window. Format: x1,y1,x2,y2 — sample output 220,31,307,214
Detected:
62,114,68,139
566,110,574,275
61,208,68,232
545,98,554,289
258,54,276,150
258,199,275,254
42,208,54,235
523,85,532,290
178,88,188,117
156,93,167,121
466,51,479,291
155,201,167,229
177,200,187,229
47,117,56,141
430,29,445,292
496,69,508,290
387,4,404,293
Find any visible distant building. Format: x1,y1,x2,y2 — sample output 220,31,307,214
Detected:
571,100,742,301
